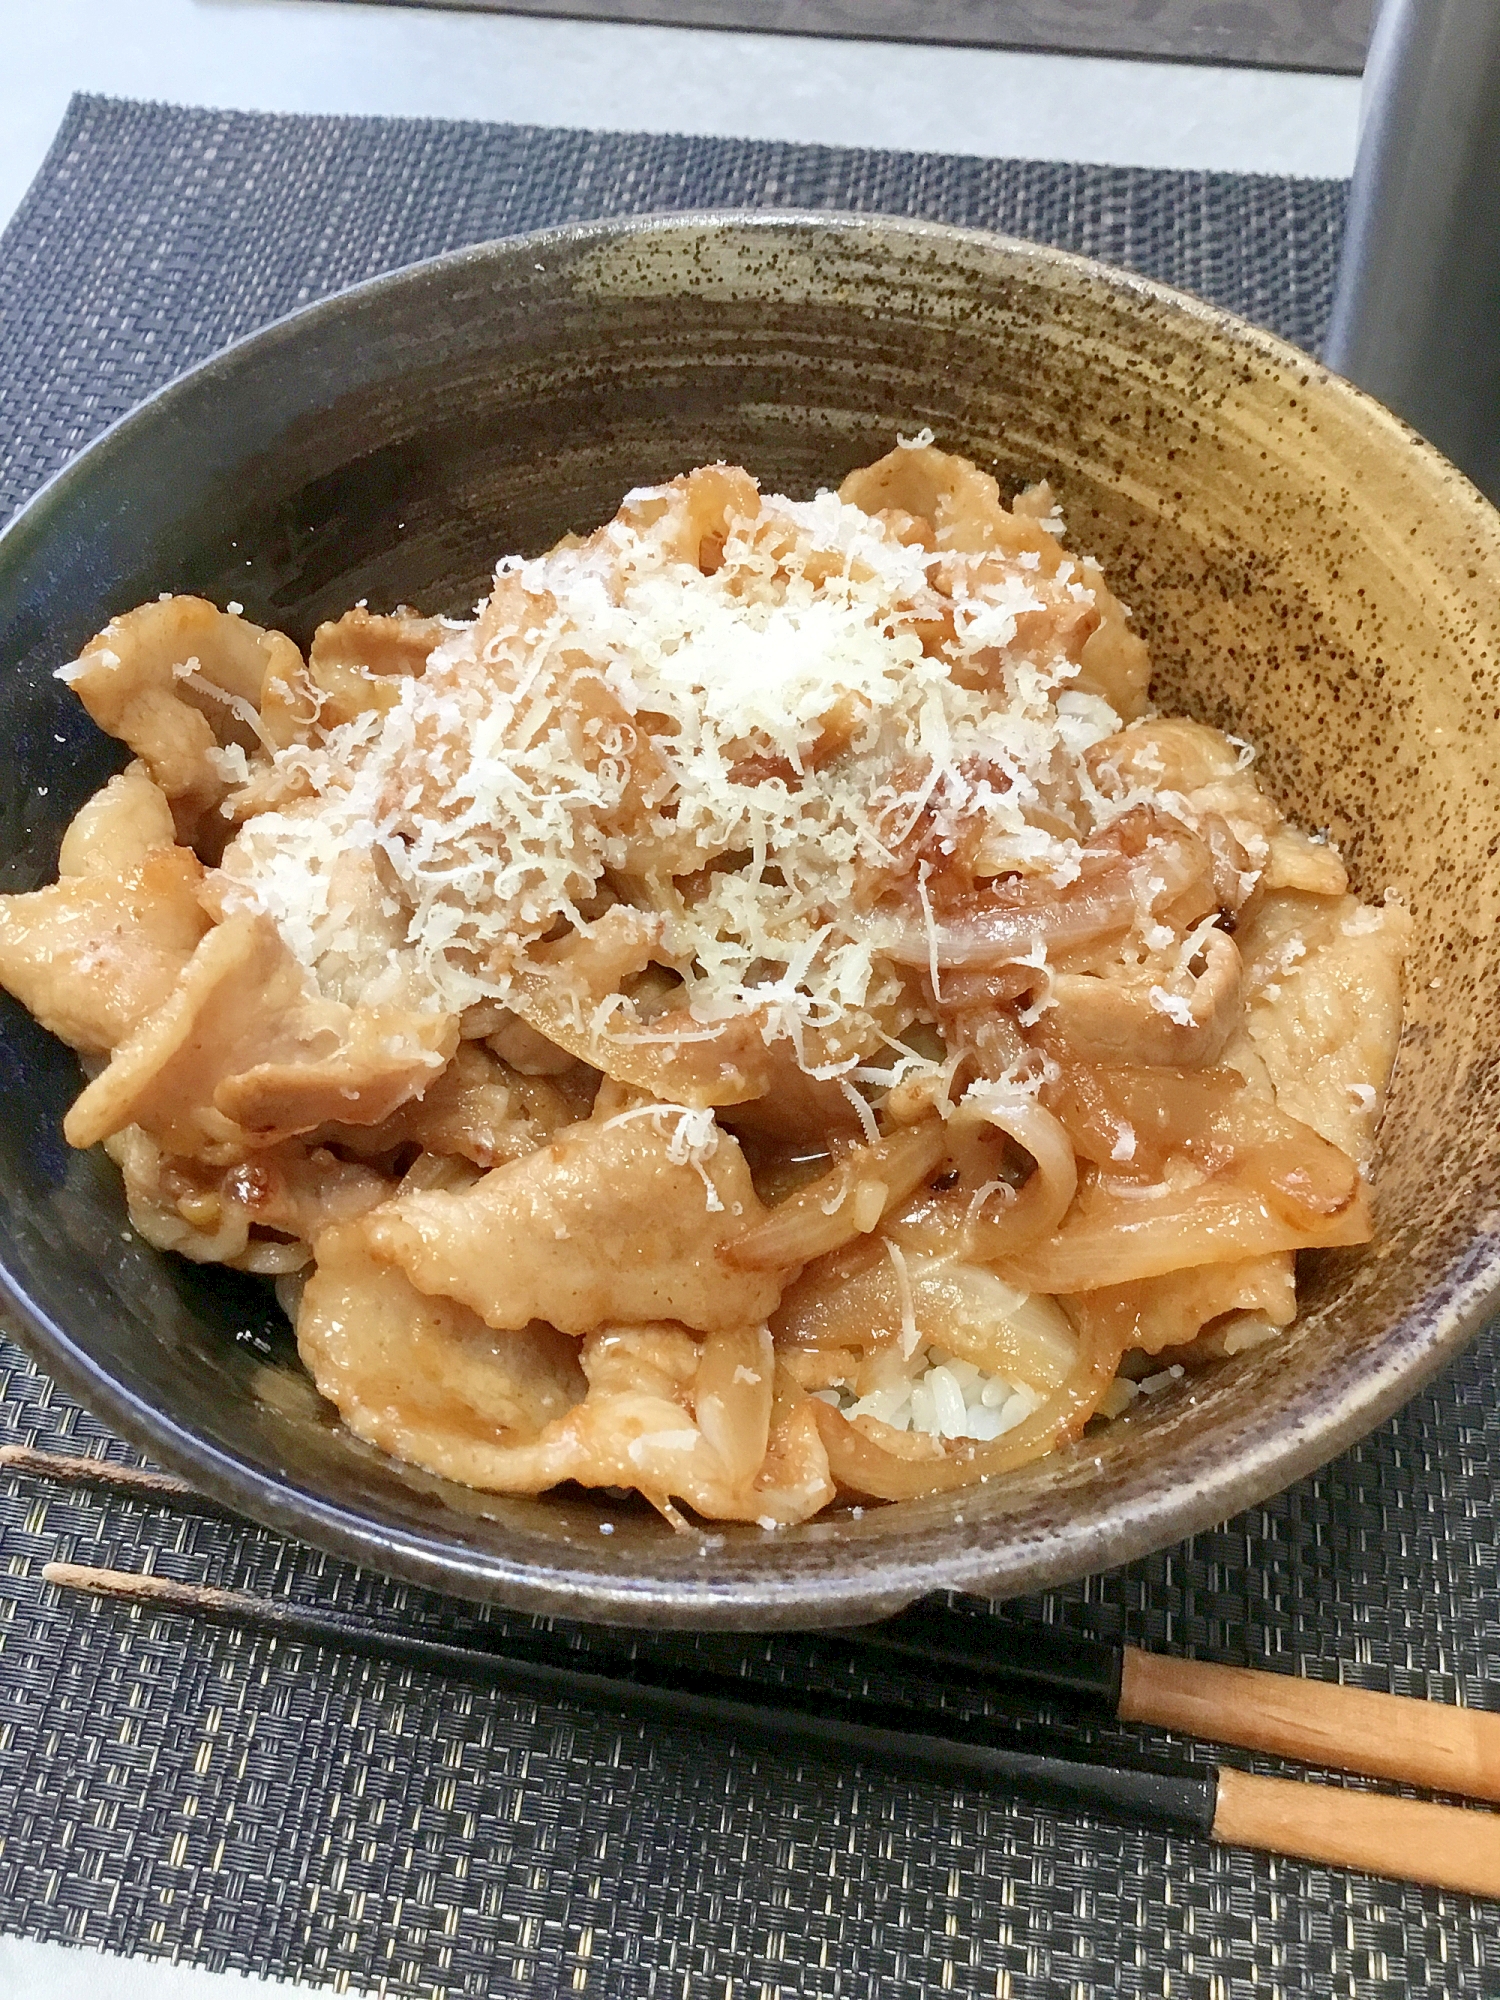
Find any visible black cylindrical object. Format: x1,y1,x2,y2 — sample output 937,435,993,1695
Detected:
861,1602,1124,1713
71,1575,1220,1838
1324,0,1500,500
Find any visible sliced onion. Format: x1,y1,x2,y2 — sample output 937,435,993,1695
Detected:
880,876,1137,972
959,1090,1078,1258
879,819,1212,973
994,1156,1370,1295
692,1322,774,1488
884,1091,1078,1265
721,1122,946,1271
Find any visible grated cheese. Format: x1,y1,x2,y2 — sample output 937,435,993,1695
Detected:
599,1102,724,1209
172,659,276,751
217,469,1143,1071
1110,1122,1138,1163
1148,985,1197,1028
885,1238,920,1359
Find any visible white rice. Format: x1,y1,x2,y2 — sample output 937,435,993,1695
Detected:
813,1348,1044,1443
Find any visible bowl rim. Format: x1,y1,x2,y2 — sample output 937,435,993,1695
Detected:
3,205,1498,1628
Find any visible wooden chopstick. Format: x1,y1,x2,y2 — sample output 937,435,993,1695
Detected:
1116,1647,1500,1804
42,1559,1500,1898
11,1442,1500,1814
0,1444,229,1511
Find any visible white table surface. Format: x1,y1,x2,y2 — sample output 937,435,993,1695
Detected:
1,4,1362,1993
1,0,1362,231
0,1936,375,1998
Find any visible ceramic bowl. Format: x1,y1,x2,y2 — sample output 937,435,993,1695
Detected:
1,213,1497,1629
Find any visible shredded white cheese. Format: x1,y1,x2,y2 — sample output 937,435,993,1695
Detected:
1147,985,1197,1028
1110,1122,1138,1163
885,1237,921,1359
217,469,1140,1071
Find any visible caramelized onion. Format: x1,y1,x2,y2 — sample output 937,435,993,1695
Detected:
880,874,1137,972
721,1122,946,1270
879,813,1214,973
885,1090,1079,1265
993,1155,1369,1296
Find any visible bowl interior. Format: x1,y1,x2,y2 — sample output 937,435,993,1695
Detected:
2,213,1499,1629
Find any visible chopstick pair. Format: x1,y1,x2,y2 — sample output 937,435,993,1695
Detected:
9,1444,1498,1806
39,1558,1500,1898
8,1444,1500,1897
860,1599,1500,1805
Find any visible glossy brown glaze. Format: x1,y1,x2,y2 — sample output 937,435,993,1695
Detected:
0,214,1496,1628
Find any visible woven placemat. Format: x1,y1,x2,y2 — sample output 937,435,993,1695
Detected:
0,95,1495,2000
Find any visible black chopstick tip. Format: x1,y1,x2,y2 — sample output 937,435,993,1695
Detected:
867,1601,1125,1713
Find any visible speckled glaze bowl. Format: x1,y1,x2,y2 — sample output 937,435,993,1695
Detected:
1,213,1497,1630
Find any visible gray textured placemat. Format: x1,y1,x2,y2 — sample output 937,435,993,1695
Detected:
337,0,1374,76
0,94,1494,2000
